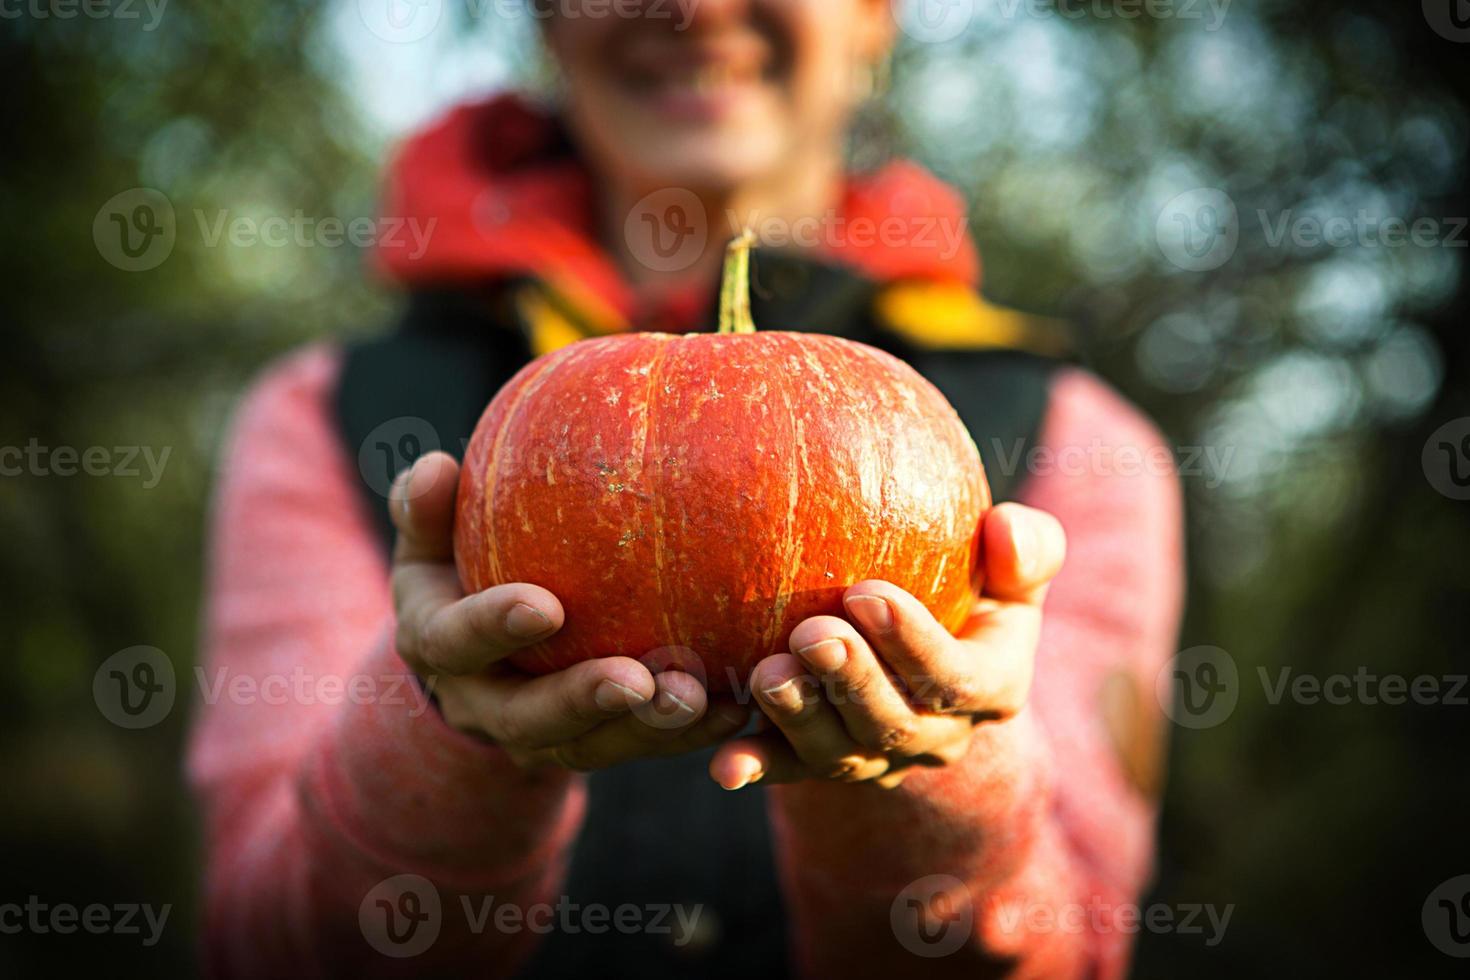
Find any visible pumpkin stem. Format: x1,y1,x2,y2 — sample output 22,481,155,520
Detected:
718,228,758,335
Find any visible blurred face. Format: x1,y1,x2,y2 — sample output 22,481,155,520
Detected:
544,0,894,196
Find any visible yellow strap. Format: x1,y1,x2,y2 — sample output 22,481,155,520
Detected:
517,278,631,357
874,281,1069,355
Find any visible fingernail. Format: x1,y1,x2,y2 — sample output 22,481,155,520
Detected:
760,678,804,712
505,602,553,639
724,760,762,791
795,637,848,673
595,680,646,711
844,595,894,635
1011,515,1040,579
393,467,412,521
655,689,696,720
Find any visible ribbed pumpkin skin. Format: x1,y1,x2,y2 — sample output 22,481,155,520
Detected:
454,331,989,692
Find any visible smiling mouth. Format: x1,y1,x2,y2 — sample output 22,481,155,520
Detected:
621,45,778,122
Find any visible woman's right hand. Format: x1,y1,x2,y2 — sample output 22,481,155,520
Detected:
389,452,748,771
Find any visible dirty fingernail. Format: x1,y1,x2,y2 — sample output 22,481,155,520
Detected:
760,678,804,712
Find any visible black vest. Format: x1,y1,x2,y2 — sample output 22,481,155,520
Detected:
334,253,1061,978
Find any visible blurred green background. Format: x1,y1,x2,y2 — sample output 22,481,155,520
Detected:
3,0,1468,975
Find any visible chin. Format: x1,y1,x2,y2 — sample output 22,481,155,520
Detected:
617,124,791,196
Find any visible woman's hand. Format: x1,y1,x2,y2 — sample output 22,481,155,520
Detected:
390,452,748,771
709,503,1067,790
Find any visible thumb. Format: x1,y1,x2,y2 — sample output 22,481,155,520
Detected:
982,503,1066,605
391,451,461,564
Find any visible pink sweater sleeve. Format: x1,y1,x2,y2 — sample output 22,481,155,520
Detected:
186,347,587,978
768,367,1186,978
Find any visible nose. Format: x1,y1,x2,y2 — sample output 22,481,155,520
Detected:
673,0,754,31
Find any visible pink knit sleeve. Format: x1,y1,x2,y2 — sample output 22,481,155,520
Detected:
768,367,1185,978
186,346,587,978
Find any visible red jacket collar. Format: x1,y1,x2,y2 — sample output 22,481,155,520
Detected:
374,92,980,326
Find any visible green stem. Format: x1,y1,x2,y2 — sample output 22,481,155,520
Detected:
718,228,757,335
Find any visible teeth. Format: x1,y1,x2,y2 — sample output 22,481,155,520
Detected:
686,65,735,95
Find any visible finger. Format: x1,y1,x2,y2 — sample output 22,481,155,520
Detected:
478,657,657,748
391,452,461,564
398,579,564,676
631,668,710,732
875,770,911,790
788,615,927,754
750,655,887,782
549,685,749,771
709,733,810,789
981,503,1066,605
841,580,1032,718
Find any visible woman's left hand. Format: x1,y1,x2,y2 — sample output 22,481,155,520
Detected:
709,503,1067,790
